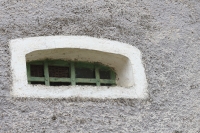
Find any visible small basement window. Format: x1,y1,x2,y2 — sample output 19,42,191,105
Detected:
10,36,148,99
27,60,116,86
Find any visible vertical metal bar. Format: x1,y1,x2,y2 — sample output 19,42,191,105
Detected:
27,63,31,84
95,65,100,86
44,61,50,86
111,71,116,80
111,71,116,85
71,62,76,85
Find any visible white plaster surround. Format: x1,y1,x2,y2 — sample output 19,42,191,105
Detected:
9,36,148,99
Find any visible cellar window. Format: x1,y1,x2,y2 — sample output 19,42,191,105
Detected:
10,36,148,99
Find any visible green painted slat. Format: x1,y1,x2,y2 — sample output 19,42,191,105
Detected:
75,62,95,69
76,78,97,83
27,61,44,65
111,71,116,80
71,62,76,85
27,63,31,84
28,77,45,82
44,61,50,86
100,79,115,84
49,77,71,82
47,63,69,67
95,66,100,86
47,60,70,66
99,65,110,70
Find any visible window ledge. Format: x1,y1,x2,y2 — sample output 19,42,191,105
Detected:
10,36,148,99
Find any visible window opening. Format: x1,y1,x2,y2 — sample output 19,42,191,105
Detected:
27,60,116,86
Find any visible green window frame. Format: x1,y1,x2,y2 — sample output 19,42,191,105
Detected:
26,60,116,86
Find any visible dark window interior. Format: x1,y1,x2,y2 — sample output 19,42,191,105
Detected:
75,68,95,78
50,82,71,86
100,70,111,79
49,66,69,78
31,81,45,85
30,65,44,77
76,83,96,86
101,83,113,86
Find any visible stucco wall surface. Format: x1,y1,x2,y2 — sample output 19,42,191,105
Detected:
0,0,200,132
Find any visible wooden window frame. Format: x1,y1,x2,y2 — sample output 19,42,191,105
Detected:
27,60,116,86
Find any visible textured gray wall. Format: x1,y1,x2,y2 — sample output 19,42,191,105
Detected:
0,0,200,132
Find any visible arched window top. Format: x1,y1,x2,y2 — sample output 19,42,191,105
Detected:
10,36,148,99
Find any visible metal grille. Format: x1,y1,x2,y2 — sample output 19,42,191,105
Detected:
27,61,116,86
30,65,44,77
49,66,69,78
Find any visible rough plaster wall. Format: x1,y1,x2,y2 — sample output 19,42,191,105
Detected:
0,0,200,132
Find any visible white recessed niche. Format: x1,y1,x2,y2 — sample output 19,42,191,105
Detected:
10,36,148,99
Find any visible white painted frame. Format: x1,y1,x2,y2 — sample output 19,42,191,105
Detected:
10,36,148,99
